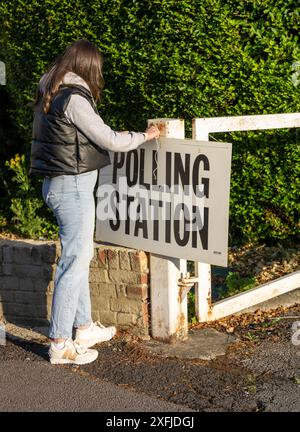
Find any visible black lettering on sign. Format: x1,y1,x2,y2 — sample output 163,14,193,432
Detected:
125,195,135,234
166,152,172,187
134,202,148,239
109,191,120,231
201,178,209,198
174,203,190,247
126,150,138,186
192,154,210,198
192,206,209,250
174,153,190,188
165,201,171,243
149,198,163,241
112,153,125,184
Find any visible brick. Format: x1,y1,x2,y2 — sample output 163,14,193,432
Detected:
98,310,117,326
14,291,46,304
98,282,117,298
7,303,35,317
115,272,149,285
89,282,100,296
4,315,49,327
0,302,16,316
110,297,143,315
136,314,150,329
1,276,19,291
34,279,52,293
140,273,149,284
12,264,43,279
90,250,95,262
97,249,107,268
126,284,148,300
41,243,58,263
19,278,35,291
129,251,149,272
90,287,100,301
2,246,13,263
107,249,119,269
108,269,139,284
90,284,116,310
1,263,14,276
42,265,56,281
119,251,131,270
90,254,99,269
0,240,151,338
141,302,150,325
33,305,49,319
30,246,43,264
91,310,101,322
91,296,110,313
117,312,137,327
0,290,15,303
116,283,127,298
89,269,110,283
12,245,33,265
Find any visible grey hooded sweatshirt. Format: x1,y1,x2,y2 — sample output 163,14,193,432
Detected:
39,71,147,153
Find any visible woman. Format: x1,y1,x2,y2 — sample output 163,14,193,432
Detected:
30,38,160,365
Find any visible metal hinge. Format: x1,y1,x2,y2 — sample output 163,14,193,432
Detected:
177,272,200,301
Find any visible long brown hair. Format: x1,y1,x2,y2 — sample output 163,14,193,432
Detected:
35,39,105,114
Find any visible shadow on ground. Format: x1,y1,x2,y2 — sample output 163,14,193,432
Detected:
1,304,299,412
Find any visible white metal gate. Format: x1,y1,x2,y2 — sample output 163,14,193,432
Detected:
150,114,300,341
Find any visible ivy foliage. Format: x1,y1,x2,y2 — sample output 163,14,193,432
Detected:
0,0,299,243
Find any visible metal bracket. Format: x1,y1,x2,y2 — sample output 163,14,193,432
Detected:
178,272,200,302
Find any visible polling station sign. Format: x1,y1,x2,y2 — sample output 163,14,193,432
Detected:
95,137,232,266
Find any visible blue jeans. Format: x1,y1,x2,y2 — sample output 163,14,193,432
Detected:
42,170,98,339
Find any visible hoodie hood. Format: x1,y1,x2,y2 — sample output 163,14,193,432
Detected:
39,70,91,94
61,71,91,91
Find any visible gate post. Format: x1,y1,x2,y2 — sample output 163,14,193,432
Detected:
147,118,188,341
192,121,212,321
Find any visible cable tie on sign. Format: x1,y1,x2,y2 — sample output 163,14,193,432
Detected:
153,137,160,181
208,133,219,142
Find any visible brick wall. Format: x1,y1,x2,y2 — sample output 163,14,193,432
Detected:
0,239,150,339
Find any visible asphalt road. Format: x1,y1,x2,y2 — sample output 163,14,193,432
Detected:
0,359,193,412
1,306,299,412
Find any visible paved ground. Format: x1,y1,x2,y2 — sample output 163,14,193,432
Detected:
0,360,193,412
0,304,299,412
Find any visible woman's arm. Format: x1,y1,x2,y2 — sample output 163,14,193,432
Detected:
65,94,147,152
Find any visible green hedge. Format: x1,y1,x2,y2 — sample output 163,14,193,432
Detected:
0,0,299,243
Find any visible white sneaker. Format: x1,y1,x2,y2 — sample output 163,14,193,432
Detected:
75,321,117,348
49,338,98,365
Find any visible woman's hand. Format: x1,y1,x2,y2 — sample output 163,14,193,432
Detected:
144,124,160,141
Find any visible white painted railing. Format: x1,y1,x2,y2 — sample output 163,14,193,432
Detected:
150,113,300,341
192,112,300,323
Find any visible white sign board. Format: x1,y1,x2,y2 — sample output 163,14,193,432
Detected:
95,137,232,266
